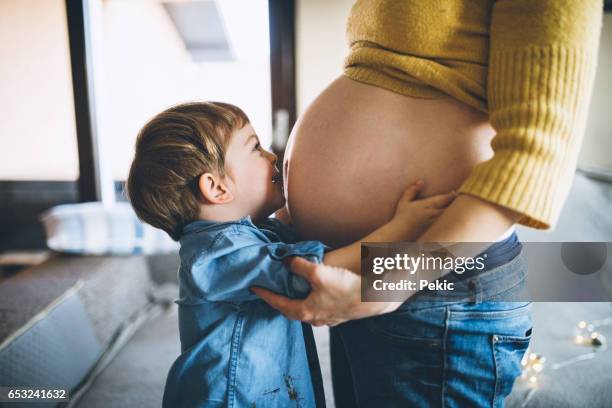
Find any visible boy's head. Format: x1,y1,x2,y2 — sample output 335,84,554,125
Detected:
127,102,285,241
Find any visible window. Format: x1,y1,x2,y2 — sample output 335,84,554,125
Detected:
91,0,273,183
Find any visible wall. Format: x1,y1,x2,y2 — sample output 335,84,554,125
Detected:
295,0,354,114
0,0,79,181
578,13,612,172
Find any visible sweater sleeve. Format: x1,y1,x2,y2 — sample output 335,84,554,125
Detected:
458,0,603,229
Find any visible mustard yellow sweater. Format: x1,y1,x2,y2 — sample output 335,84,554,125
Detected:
344,0,603,229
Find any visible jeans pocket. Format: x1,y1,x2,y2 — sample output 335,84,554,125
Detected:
365,319,443,348
365,306,445,348
358,311,445,399
447,302,532,407
492,331,532,408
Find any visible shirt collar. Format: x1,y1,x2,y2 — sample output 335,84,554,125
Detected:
181,215,255,236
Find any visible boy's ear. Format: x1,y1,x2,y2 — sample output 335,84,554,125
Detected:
198,173,234,204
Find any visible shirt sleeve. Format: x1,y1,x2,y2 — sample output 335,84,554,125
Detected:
188,230,330,302
458,0,603,229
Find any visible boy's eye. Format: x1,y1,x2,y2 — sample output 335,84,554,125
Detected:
253,142,261,152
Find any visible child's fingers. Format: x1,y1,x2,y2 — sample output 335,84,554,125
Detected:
426,208,445,218
400,180,425,202
423,192,456,208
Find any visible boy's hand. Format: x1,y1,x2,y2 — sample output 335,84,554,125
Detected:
392,180,456,240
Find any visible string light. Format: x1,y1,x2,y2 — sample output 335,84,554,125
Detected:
518,315,610,407
574,320,607,347
521,352,546,386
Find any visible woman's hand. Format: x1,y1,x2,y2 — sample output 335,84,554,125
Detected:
392,180,456,241
250,257,401,326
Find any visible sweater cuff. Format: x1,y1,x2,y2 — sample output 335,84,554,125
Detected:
459,44,598,229
458,148,574,229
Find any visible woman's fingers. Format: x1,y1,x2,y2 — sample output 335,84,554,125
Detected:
250,286,306,321
255,258,400,326
251,257,329,324
285,256,323,287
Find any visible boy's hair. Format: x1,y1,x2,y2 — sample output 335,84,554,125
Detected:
126,102,249,241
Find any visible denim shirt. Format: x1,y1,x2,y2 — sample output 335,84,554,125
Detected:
162,216,330,408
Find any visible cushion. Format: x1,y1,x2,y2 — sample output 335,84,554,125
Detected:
40,202,178,255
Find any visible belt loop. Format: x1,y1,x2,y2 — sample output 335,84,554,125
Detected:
467,279,479,304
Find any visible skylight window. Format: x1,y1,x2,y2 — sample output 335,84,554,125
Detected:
163,0,234,62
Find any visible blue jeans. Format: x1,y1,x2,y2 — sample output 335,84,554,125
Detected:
330,232,532,408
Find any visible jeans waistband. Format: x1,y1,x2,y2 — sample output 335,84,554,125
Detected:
474,230,522,272
409,231,527,304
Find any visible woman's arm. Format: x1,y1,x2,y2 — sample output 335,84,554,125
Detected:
251,256,401,326
250,196,521,325
249,199,511,326
418,194,520,243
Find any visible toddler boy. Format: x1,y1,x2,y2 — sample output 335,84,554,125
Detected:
127,102,454,407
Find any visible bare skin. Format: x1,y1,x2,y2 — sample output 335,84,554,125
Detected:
252,75,520,325
283,76,497,248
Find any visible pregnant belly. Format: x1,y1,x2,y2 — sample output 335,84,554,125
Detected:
285,75,495,248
